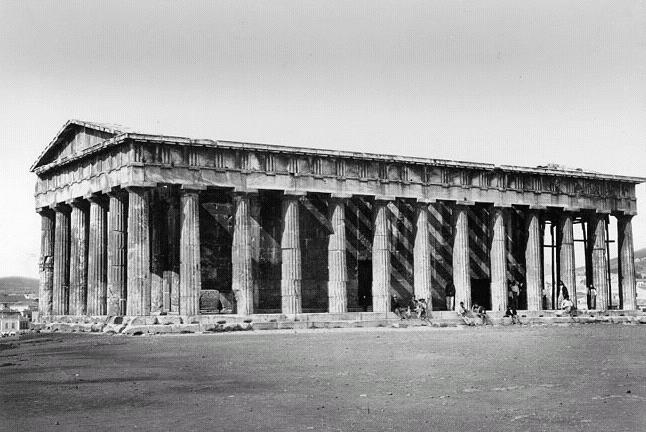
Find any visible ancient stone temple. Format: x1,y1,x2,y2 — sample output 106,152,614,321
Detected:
32,120,644,321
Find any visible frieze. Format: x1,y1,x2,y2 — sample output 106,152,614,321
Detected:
34,138,640,213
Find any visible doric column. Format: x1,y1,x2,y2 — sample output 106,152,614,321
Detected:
281,193,303,314
87,196,108,315
179,188,201,316
166,191,180,313
328,196,349,313
489,207,507,312
372,198,391,313
413,202,432,307
150,191,165,314
68,201,88,315
525,210,543,311
588,213,609,310
250,195,262,312
52,204,71,315
107,191,128,316
37,209,55,316
557,212,576,307
452,204,471,309
617,215,637,310
126,187,151,316
232,192,254,315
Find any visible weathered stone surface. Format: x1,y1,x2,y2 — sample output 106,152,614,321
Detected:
107,191,127,316
557,213,576,306
68,202,88,315
372,199,390,313
452,205,471,309
150,190,165,314
38,209,55,317
87,197,107,315
413,203,432,305
617,215,637,310
281,195,302,314
525,211,542,311
328,198,348,313
127,188,151,316
588,214,609,310
489,207,507,312
53,205,71,315
179,190,201,315
232,193,254,315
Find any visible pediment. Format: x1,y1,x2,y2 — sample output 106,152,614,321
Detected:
31,120,127,171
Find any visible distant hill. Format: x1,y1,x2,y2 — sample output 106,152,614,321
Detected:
574,247,646,278
0,277,39,296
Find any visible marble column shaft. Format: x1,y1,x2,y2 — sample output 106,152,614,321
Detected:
150,193,165,314
589,214,609,310
38,209,55,316
618,215,637,310
127,188,151,316
281,194,303,314
557,213,576,306
413,203,432,307
525,211,543,311
328,198,348,313
452,205,471,309
490,207,507,312
166,194,180,313
87,198,107,315
372,200,391,313
179,190,201,316
69,202,88,315
107,192,128,316
232,193,254,315
52,206,71,315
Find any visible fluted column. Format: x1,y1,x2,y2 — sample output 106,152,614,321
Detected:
490,207,507,312
127,187,151,316
557,212,576,307
107,191,128,316
179,189,201,316
37,209,55,317
372,198,391,313
166,192,180,313
617,215,637,310
525,210,543,311
452,205,471,309
250,196,261,312
413,203,432,307
281,193,303,314
328,196,348,313
232,192,254,315
52,205,71,315
588,214,609,310
87,196,107,315
150,191,165,314
68,201,88,315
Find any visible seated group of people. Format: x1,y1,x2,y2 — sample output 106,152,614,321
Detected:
456,302,489,326
391,295,430,320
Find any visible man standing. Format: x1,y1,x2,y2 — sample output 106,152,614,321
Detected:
588,284,597,310
511,281,520,310
445,281,455,311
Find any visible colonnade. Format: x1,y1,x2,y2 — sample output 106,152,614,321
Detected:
37,188,638,317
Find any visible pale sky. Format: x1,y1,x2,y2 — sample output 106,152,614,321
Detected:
0,0,645,278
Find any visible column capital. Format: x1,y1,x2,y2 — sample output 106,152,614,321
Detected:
105,187,127,198
374,195,395,202
330,193,353,200
84,193,108,206
283,190,307,197
180,184,207,191
233,188,259,196
36,206,54,216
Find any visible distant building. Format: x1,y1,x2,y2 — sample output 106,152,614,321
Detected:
0,310,28,333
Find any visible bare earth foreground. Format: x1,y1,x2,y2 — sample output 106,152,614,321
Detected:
2,325,646,432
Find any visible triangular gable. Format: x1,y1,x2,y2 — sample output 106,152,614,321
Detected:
30,120,129,172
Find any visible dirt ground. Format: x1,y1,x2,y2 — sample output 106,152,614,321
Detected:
1,325,645,432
